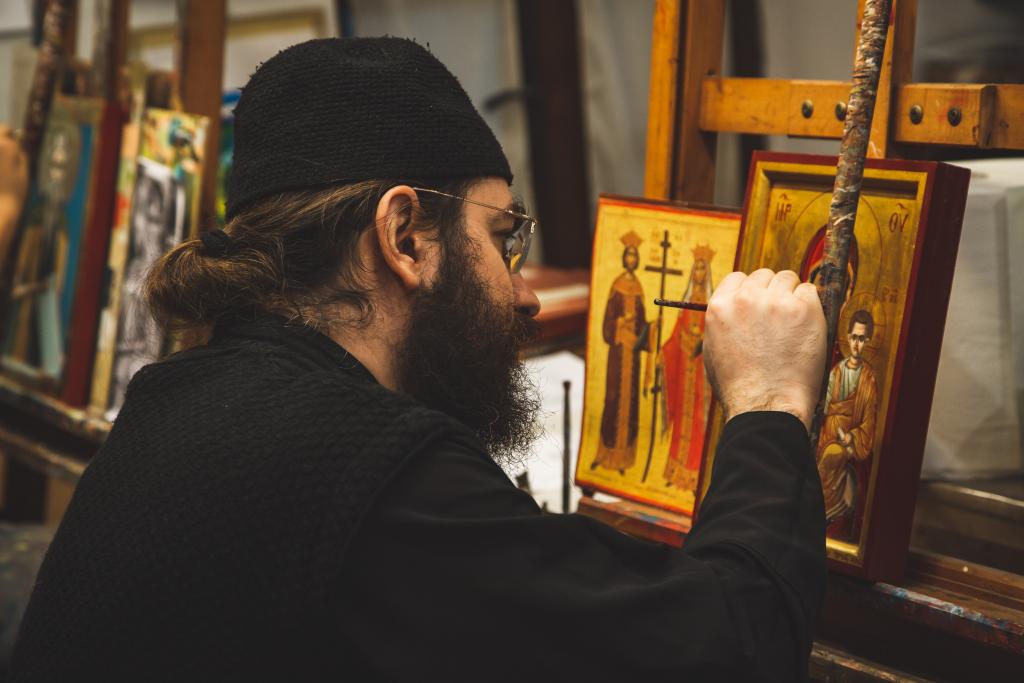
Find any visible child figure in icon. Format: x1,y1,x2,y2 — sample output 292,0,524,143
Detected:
592,231,649,474
655,244,714,490
816,309,879,542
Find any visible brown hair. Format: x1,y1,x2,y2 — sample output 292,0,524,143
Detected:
848,308,875,338
144,178,473,343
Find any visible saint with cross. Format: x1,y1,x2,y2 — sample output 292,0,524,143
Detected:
591,231,651,474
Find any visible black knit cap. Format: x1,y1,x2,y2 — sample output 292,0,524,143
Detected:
226,37,513,220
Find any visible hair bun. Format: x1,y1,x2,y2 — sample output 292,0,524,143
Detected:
199,229,234,258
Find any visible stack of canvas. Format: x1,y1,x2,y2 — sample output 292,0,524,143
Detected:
922,159,1024,479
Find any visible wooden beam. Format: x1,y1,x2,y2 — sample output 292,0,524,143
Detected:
894,83,997,147
175,0,226,233
106,0,129,103
992,84,1024,150
700,78,848,138
671,0,725,203
516,0,591,268
643,0,683,199
700,78,1024,150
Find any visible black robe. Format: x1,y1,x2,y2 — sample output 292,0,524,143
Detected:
11,315,825,682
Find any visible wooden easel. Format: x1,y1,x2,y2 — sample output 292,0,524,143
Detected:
644,0,1023,205
581,1,1024,679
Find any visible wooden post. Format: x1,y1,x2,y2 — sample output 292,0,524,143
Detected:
672,0,725,203
644,0,726,203
516,0,591,268
859,0,917,158
175,0,226,233
643,0,683,200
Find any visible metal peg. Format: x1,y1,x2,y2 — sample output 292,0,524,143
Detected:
801,100,814,118
948,107,962,127
909,105,923,125
835,101,847,121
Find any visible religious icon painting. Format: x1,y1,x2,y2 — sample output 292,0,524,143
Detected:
90,65,148,413
2,96,105,385
574,196,741,515
95,108,209,421
696,152,971,582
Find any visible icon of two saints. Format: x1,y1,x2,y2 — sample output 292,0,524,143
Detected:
590,231,713,491
591,228,879,542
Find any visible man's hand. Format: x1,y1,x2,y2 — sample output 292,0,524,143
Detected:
702,269,826,432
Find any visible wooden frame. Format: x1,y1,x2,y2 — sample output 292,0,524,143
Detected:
696,151,970,581
574,195,740,515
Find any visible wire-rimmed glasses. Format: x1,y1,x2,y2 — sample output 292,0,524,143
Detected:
412,186,537,274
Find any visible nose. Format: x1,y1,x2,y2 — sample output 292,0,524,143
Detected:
512,273,541,318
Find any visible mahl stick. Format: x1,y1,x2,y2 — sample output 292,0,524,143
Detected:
0,0,74,332
808,0,892,449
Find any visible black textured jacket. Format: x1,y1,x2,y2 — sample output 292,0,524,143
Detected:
11,316,825,682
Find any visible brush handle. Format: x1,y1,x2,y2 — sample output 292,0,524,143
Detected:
653,298,708,312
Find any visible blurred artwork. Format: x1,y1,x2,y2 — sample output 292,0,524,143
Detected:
3,96,103,381
575,196,740,515
100,109,208,420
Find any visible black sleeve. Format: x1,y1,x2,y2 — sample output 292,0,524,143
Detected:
338,411,825,683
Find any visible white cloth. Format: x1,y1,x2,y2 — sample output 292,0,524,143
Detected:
922,159,1024,479
521,351,586,512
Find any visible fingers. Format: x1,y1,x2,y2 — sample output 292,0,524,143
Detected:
744,268,774,289
793,281,822,308
768,269,800,294
710,271,747,301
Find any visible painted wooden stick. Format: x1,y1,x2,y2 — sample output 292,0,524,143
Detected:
808,0,892,448
0,0,74,321
19,0,73,195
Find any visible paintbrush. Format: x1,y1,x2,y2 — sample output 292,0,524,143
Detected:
653,298,708,312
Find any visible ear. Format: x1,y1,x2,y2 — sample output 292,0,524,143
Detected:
374,185,431,292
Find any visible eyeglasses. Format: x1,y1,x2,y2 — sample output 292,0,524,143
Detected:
412,186,537,274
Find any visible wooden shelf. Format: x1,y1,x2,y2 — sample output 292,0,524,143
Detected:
0,373,100,489
0,373,109,447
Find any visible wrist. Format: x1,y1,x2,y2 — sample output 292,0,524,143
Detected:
722,385,814,433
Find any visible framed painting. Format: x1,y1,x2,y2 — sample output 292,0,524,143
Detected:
575,195,741,515
2,95,105,385
696,152,970,581
94,108,209,420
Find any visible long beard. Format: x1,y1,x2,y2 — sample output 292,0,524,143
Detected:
396,240,541,468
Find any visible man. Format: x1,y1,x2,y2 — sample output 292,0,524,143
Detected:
11,38,827,682
817,309,879,541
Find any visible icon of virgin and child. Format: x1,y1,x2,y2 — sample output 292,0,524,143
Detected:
591,231,714,493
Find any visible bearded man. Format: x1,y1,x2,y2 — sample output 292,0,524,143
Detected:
11,38,827,682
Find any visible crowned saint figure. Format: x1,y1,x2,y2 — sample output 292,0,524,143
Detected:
656,244,714,490
592,231,649,474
